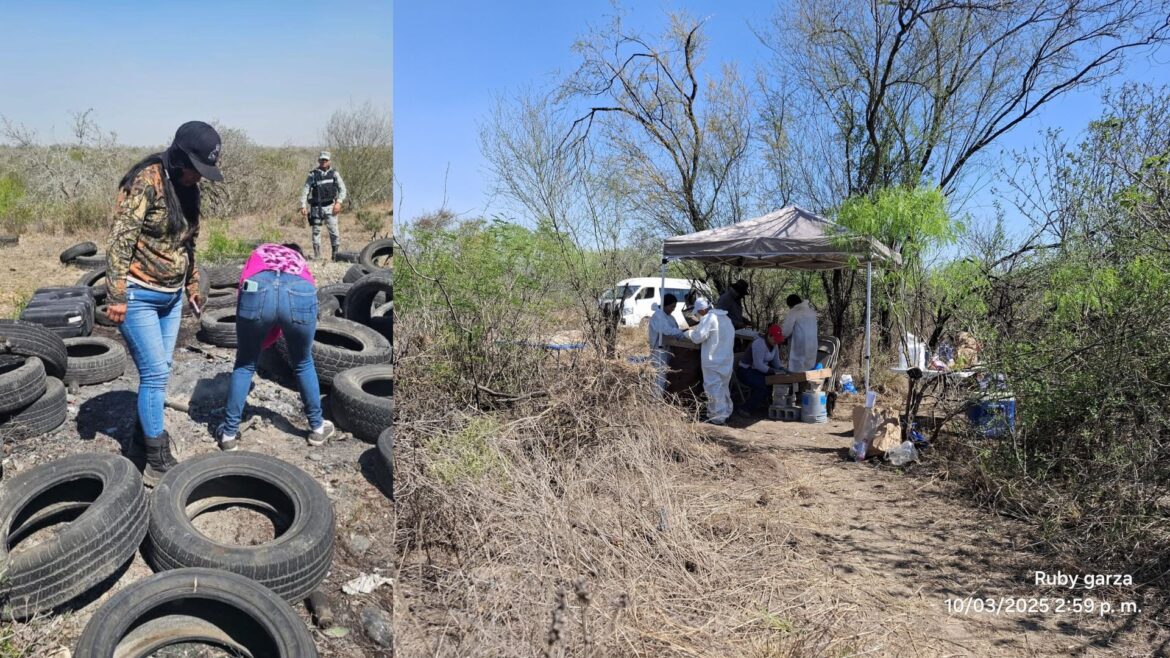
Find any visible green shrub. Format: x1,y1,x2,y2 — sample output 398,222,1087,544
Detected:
201,224,254,263
0,173,24,218
425,417,509,485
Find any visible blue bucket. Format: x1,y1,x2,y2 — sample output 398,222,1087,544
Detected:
966,395,1016,438
800,390,828,423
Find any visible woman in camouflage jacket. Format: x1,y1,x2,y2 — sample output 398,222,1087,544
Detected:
104,121,223,485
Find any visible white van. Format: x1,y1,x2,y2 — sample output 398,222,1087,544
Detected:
598,277,713,327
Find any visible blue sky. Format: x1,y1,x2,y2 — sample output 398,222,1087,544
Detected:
396,1,1170,236
0,0,392,147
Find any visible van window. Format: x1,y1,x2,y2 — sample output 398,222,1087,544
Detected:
602,286,638,301
663,288,690,302
636,286,656,300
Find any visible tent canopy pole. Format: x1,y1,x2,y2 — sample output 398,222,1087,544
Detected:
864,259,873,393
660,258,667,303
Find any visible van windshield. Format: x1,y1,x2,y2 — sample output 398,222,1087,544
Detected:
601,286,640,301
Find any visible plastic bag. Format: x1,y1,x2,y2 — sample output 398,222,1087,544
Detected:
886,441,919,466
840,374,857,394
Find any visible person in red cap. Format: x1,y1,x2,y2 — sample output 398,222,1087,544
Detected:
735,323,785,416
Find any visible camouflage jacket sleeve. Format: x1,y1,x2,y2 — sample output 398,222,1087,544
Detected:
105,170,155,305
184,220,201,300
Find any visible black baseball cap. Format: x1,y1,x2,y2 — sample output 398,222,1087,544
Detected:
172,121,224,182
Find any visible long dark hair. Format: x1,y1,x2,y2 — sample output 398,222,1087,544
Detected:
118,145,200,237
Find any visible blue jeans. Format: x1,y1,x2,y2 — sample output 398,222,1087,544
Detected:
738,366,770,414
223,270,322,436
119,284,184,438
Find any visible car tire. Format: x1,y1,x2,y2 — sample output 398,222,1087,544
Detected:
203,287,237,310
0,356,46,415
317,282,350,316
198,306,238,347
70,253,107,270
343,263,374,284
344,270,393,325
0,320,69,379
332,364,392,442
376,426,394,501
73,568,319,657
334,250,359,263
205,264,243,289
278,317,391,388
0,376,67,443
318,295,341,318
94,302,116,327
0,453,148,620
358,237,393,270
64,336,127,386
367,316,392,347
145,452,335,604
59,241,98,264
0,235,18,247
75,267,108,291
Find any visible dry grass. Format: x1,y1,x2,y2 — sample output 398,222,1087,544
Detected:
394,334,850,657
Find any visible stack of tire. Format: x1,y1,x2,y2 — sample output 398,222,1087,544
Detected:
197,263,245,348
325,238,393,489
0,321,69,445
0,450,333,656
59,241,107,271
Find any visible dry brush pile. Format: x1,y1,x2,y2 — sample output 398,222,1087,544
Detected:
393,310,840,657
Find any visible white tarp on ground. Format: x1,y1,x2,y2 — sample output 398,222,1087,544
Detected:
662,206,900,270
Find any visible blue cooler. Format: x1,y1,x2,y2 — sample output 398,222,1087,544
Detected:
967,395,1016,438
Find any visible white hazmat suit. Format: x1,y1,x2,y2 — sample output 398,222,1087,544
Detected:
687,307,735,424
781,300,819,372
648,304,684,396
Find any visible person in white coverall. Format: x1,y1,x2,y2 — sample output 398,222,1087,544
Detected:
781,294,819,372
686,298,735,425
648,294,685,397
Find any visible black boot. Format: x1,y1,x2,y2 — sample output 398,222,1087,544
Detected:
331,244,342,262
312,244,321,261
143,431,179,486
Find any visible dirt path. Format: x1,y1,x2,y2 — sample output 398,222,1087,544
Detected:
699,408,1164,657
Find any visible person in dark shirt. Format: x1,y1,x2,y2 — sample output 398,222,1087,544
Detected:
715,279,751,329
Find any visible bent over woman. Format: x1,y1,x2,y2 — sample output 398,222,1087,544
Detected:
216,243,335,451
105,121,221,485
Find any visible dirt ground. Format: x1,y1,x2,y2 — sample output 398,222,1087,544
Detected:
687,403,1170,657
0,230,394,656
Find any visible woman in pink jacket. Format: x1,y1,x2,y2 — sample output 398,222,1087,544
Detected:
217,243,334,451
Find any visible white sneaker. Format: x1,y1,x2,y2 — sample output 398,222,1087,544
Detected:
216,424,239,452
308,420,335,446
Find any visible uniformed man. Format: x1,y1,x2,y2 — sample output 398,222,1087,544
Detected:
299,151,348,261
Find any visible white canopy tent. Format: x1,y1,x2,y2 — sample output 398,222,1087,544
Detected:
660,206,901,392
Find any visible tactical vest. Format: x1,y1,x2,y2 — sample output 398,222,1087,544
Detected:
308,168,339,206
